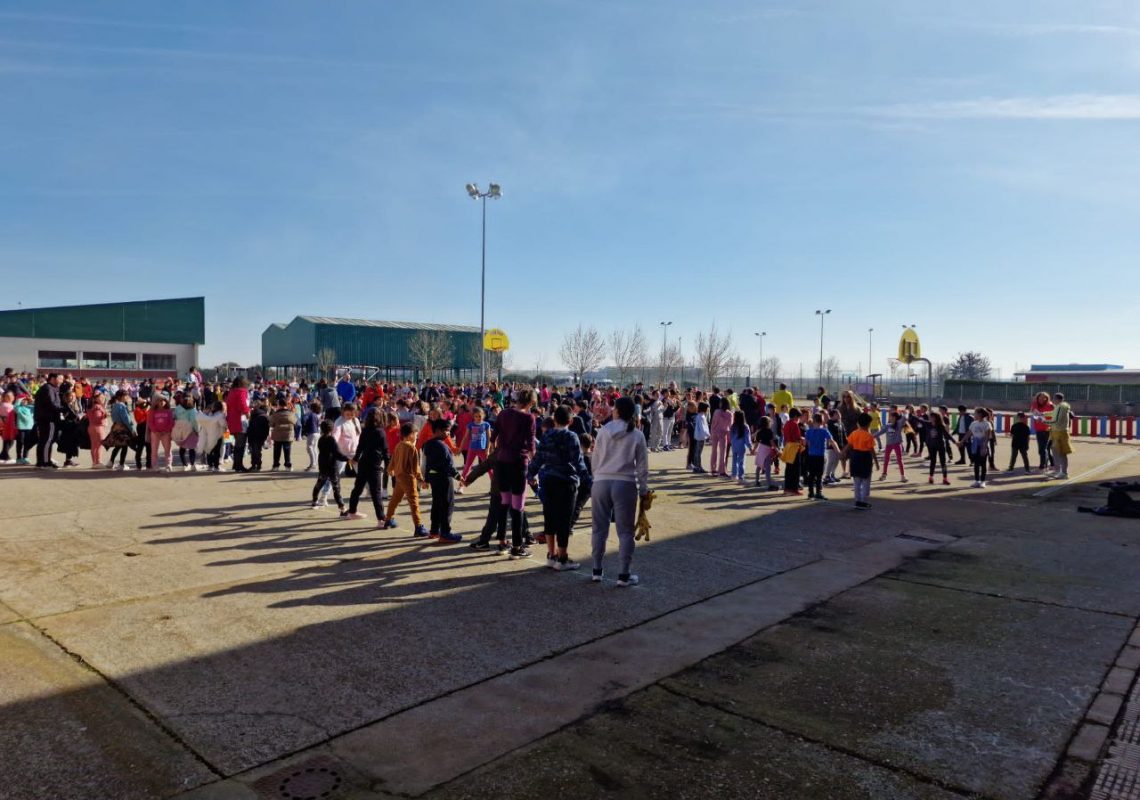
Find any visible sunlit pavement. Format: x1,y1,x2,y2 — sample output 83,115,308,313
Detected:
2,440,1138,799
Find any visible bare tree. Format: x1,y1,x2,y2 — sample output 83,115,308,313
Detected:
533,352,548,381
820,356,842,388
467,338,503,381
314,347,338,381
694,324,735,388
610,325,649,389
559,325,606,383
657,341,682,386
758,356,781,390
408,330,453,380
725,356,748,388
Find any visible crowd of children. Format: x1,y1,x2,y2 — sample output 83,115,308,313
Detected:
1,367,1079,583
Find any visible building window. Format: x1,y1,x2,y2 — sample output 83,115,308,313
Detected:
38,350,78,369
110,352,138,370
142,353,176,370
82,352,110,369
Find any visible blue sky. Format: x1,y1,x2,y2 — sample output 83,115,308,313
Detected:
2,0,1138,377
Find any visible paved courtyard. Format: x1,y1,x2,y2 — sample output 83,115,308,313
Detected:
2,440,1139,799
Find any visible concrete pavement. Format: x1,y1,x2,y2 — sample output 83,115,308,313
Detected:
1,439,1138,799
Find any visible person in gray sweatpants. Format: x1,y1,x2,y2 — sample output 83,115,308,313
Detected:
590,396,650,587
591,480,639,578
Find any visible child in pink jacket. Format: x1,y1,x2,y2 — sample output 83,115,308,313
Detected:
709,396,734,477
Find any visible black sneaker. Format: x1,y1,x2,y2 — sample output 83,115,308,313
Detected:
496,541,510,554
509,547,532,560
816,494,826,501
469,541,491,552
523,535,537,546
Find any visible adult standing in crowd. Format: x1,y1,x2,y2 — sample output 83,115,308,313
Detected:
225,376,251,473
1030,391,1055,472
590,396,650,587
33,372,63,468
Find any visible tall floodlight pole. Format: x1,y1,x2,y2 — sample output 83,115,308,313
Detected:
867,327,874,376
465,182,502,385
754,331,766,387
659,321,672,382
815,309,831,385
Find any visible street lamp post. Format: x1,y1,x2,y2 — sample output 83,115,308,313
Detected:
754,331,766,388
659,321,673,384
465,182,502,385
867,327,874,378
815,309,831,385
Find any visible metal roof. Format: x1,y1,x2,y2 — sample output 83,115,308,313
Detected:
294,316,479,333
0,297,205,345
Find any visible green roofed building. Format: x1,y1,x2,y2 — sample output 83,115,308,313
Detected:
262,316,480,380
0,297,205,378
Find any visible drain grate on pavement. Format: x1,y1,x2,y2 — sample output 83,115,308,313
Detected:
1093,763,1140,800
252,756,345,800
1090,623,1140,800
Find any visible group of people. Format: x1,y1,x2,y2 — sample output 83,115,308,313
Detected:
665,384,1076,504
1,366,1080,585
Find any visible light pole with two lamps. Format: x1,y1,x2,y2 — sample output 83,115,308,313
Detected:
815,310,830,386
465,182,502,385
754,331,766,388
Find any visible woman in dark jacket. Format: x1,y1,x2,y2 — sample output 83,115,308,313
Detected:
344,408,390,524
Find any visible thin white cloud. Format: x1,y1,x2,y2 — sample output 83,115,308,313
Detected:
867,94,1140,120
0,10,212,33
975,22,1140,37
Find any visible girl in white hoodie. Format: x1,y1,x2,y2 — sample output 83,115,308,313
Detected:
590,396,650,588
196,402,228,472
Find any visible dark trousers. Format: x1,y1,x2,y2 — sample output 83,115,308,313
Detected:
928,446,947,477
16,429,33,460
1035,430,1054,469
348,466,384,519
478,493,530,544
232,432,248,470
110,446,129,466
0,439,9,460
1009,444,1030,471
314,470,343,507
805,454,825,495
784,455,801,491
495,500,527,549
690,440,705,471
178,447,197,467
428,475,454,535
135,422,151,468
571,481,590,526
972,450,988,482
207,440,222,469
272,441,292,468
248,437,265,470
35,420,56,465
543,477,578,549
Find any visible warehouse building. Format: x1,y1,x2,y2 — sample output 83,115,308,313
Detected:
262,315,481,379
0,297,204,378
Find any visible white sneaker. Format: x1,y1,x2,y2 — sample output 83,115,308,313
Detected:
121,464,131,472
183,465,191,472
164,465,172,473
616,574,640,588
970,481,980,488
1057,472,1069,480
979,481,987,488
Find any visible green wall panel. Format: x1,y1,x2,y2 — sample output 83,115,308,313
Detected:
0,298,204,344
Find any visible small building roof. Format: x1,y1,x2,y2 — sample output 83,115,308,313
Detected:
293,316,479,334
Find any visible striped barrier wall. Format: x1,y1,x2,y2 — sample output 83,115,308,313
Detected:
881,410,1138,440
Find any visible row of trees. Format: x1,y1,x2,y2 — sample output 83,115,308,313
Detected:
558,323,785,387
286,331,992,388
